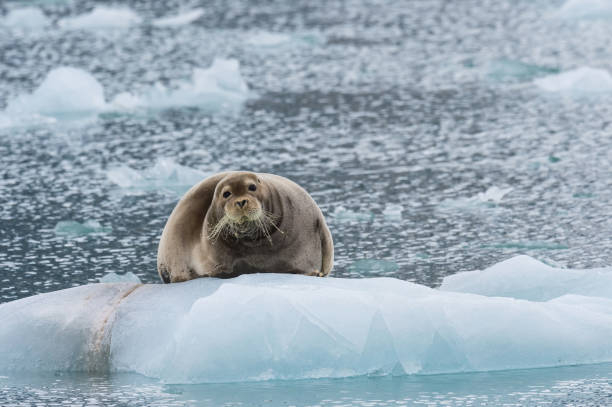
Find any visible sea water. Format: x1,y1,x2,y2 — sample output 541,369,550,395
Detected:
1,0,612,405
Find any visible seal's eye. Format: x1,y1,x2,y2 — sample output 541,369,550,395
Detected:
248,184,257,192
223,191,231,198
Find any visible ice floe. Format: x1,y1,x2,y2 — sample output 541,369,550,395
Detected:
59,7,142,30
330,206,374,223
439,186,512,211
106,157,208,196
54,220,112,237
152,8,204,27
0,255,611,383
246,32,293,47
556,0,612,20
485,59,558,83
1,7,49,29
534,67,612,93
441,255,612,301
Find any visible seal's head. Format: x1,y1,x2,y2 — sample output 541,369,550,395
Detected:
208,172,277,242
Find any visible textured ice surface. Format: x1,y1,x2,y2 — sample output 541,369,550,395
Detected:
441,255,612,301
534,67,612,92
0,256,611,383
54,220,112,238
59,7,142,30
1,7,49,29
152,8,205,27
99,272,142,284
106,157,208,196
556,0,612,19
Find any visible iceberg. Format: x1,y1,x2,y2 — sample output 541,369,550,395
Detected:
59,7,142,30
1,255,611,384
152,8,205,27
1,7,49,29
534,67,612,93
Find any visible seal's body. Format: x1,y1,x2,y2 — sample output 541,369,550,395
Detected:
157,171,333,283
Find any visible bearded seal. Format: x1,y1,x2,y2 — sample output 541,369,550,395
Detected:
157,171,333,283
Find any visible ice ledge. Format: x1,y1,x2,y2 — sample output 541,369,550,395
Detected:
0,256,611,384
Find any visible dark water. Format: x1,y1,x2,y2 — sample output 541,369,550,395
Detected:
1,0,612,405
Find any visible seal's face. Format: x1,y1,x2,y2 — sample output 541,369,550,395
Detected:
208,173,277,242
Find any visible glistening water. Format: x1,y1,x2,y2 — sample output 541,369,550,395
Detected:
1,0,611,405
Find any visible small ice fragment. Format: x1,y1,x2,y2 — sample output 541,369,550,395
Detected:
331,206,374,223
347,259,399,276
106,158,207,196
246,32,292,47
486,59,558,82
99,272,141,284
59,7,142,30
476,186,512,203
152,8,204,27
54,220,111,237
2,7,49,29
534,67,612,92
5,67,108,117
556,0,612,19
382,204,403,222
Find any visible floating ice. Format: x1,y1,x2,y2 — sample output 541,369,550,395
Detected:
59,7,142,30
106,157,207,196
5,67,108,118
1,7,49,29
246,32,293,47
347,259,399,277
330,206,374,223
1,255,611,383
382,204,403,222
110,58,249,112
54,220,112,237
441,255,612,301
439,186,512,211
152,8,204,27
486,59,558,83
534,67,612,93
556,0,612,20
99,272,141,284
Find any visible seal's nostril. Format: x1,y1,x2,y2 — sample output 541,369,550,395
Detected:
236,199,248,208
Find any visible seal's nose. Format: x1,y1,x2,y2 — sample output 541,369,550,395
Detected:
236,199,248,208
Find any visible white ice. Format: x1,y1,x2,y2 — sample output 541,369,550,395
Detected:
556,0,612,20
438,186,512,211
99,272,141,284
1,59,248,128
1,255,611,383
1,7,49,29
59,7,142,30
534,67,612,93
106,157,208,196
441,255,612,301
152,8,205,27
110,58,249,112
246,32,293,47
54,220,111,237
330,206,374,223
5,67,108,118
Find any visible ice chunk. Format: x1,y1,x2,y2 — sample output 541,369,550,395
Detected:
534,67,612,93
347,259,399,277
1,7,49,29
556,0,612,20
330,206,374,223
110,58,249,112
1,256,611,383
246,32,293,47
486,59,558,83
152,8,204,27
106,157,207,196
5,67,108,117
382,204,403,222
441,255,612,301
54,220,111,237
99,272,141,284
59,7,142,30
439,186,512,211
